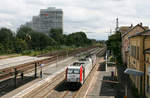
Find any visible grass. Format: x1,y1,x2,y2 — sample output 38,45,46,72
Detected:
0,45,99,57
21,45,80,56
0,54,21,59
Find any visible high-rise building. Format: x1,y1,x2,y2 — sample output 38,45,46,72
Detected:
25,7,63,34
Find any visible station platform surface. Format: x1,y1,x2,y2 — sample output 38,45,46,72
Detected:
0,56,49,70
83,58,118,98
83,58,134,98
1,56,76,98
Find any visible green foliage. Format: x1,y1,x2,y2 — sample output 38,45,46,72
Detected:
109,56,115,62
0,43,4,54
16,26,33,40
22,50,32,55
0,28,13,43
66,32,90,46
0,28,14,53
106,31,122,63
0,26,97,56
49,28,64,45
29,32,50,50
13,38,28,53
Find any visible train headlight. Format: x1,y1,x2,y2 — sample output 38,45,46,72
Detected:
77,78,80,82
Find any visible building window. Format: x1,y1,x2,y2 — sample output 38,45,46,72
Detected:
134,46,136,58
147,57,149,62
131,46,133,56
137,47,139,60
131,45,137,58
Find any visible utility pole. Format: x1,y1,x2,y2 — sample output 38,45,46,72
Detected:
110,29,112,36
106,51,108,72
115,18,119,32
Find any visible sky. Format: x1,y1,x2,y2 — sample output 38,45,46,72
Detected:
0,0,150,40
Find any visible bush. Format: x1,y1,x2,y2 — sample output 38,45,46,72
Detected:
0,43,4,54
109,56,115,62
22,50,32,55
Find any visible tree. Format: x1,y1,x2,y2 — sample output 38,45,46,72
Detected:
66,32,89,46
16,26,33,40
106,31,122,63
29,32,51,50
0,43,4,54
13,38,28,53
48,28,64,45
0,28,13,43
0,28,14,53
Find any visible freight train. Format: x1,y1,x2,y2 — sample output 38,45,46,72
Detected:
65,54,96,85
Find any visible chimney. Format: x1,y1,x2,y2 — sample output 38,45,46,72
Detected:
140,22,142,26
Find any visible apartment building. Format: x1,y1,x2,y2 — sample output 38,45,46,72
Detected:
25,7,63,34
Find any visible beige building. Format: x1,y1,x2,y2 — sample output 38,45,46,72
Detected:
145,48,150,97
128,30,150,97
121,23,148,66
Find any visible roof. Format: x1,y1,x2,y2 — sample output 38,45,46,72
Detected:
124,68,144,76
68,66,81,69
119,26,131,35
129,30,150,38
72,62,82,66
121,24,149,38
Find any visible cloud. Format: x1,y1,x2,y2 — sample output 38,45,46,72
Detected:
0,0,150,40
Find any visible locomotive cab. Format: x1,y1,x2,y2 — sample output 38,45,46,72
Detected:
66,62,85,84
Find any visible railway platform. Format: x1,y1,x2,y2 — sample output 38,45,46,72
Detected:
84,61,117,98
1,56,76,98
79,57,133,98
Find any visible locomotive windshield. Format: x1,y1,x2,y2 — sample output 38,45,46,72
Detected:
68,69,80,74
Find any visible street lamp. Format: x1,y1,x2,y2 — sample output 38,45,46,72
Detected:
106,50,108,72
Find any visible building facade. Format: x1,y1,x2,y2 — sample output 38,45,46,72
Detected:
145,48,150,97
25,7,63,34
128,30,150,97
119,26,131,65
121,24,148,66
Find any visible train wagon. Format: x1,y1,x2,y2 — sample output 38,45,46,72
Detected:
65,55,96,85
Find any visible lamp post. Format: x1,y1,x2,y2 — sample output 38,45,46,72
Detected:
106,50,108,72
40,64,44,78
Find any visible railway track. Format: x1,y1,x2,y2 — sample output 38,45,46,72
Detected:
58,59,101,98
24,71,65,98
58,47,106,98
0,46,99,81
28,47,106,98
0,46,105,98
